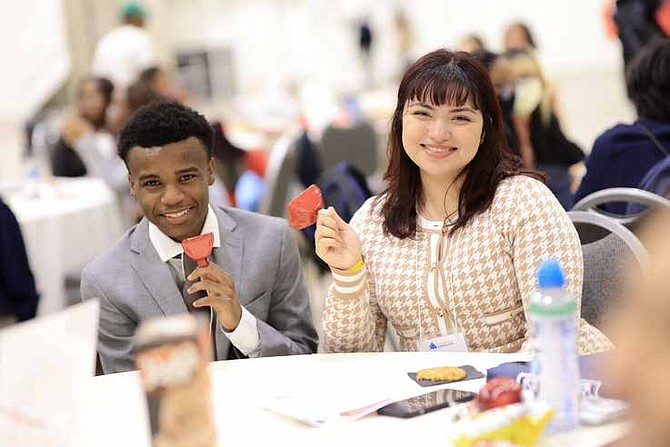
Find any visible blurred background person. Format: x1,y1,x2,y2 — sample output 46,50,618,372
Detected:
473,50,520,153
211,120,267,211
504,49,585,209
612,0,669,71
574,37,670,214
458,33,487,53
57,76,163,224
52,76,114,178
606,207,670,447
107,77,164,135
139,65,189,104
394,8,415,75
91,2,157,91
357,15,375,88
503,21,538,53
0,198,39,326
497,22,585,209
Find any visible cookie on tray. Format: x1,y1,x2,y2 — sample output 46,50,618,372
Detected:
416,366,467,382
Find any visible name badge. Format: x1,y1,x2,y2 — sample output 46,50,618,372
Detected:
418,333,469,352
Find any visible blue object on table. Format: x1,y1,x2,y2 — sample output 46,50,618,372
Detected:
487,353,611,382
235,170,265,212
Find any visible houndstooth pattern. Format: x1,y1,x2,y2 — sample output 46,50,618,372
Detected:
321,175,613,354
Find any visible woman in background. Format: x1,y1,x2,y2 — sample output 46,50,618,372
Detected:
500,22,585,209
52,77,114,177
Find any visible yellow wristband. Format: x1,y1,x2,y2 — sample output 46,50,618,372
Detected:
346,256,365,272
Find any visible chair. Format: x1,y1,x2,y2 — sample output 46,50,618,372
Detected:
568,210,647,331
627,156,670,214
572,187,670,229
320,121,379,178
258,131,303,218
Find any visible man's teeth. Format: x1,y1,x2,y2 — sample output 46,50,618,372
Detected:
165,209,189,218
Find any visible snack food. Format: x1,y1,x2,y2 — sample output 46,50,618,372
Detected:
450,401,554,447
416,366,467,382
134,315,217,447
476,377,522,411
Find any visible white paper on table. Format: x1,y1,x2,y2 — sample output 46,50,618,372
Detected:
261,384,406,427
0,300,100,447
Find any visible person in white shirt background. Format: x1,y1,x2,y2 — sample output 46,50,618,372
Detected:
91,2,157,92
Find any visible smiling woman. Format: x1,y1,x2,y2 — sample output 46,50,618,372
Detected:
315,49,612,356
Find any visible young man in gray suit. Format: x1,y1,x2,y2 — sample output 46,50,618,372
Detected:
81,101,318,373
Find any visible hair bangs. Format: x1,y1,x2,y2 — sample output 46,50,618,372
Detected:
406,63,481,110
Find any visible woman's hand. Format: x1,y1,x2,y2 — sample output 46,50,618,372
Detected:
314,207,362,270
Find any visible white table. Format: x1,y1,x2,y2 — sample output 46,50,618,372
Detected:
2,177,124,315
85,352,627,447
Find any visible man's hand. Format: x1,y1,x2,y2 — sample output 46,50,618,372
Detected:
187,263,242,332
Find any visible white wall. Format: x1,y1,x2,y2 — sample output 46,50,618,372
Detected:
0,0,70,179
0,0,70,123
165,0,623,87
165,0,633,148
0,0,635,180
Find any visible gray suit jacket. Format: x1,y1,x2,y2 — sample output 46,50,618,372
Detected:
81,205,318,373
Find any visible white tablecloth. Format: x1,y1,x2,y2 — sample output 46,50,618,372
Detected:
2,177,124,315
85,352,627,447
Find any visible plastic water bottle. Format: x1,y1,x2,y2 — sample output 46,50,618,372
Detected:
22,160,41,199
529,259,581,433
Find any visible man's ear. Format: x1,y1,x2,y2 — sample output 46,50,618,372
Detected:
128,173,137,198
207,157,216,186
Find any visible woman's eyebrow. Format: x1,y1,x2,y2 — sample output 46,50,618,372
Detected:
407,101,434,109
450,106,477,113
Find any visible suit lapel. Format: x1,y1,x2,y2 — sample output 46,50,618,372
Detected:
211,206,244,300
129,219,187,316
129,209,246,361
210,206,244,360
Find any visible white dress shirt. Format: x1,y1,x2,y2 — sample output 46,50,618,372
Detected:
148,204,261,357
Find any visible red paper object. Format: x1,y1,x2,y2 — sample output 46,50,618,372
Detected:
287,185,324,230
476,377,522,411
182,233,214,268
657,0,670,36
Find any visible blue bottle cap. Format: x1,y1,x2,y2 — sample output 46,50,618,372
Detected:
537,259,565,289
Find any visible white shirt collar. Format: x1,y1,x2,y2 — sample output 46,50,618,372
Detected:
149,204,222,262
417,214,444,231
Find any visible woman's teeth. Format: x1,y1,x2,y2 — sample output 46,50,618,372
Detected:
424,145,455,154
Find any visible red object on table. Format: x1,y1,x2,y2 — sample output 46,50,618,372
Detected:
476,377,522,411
287,184,324,230
181,233,214,268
